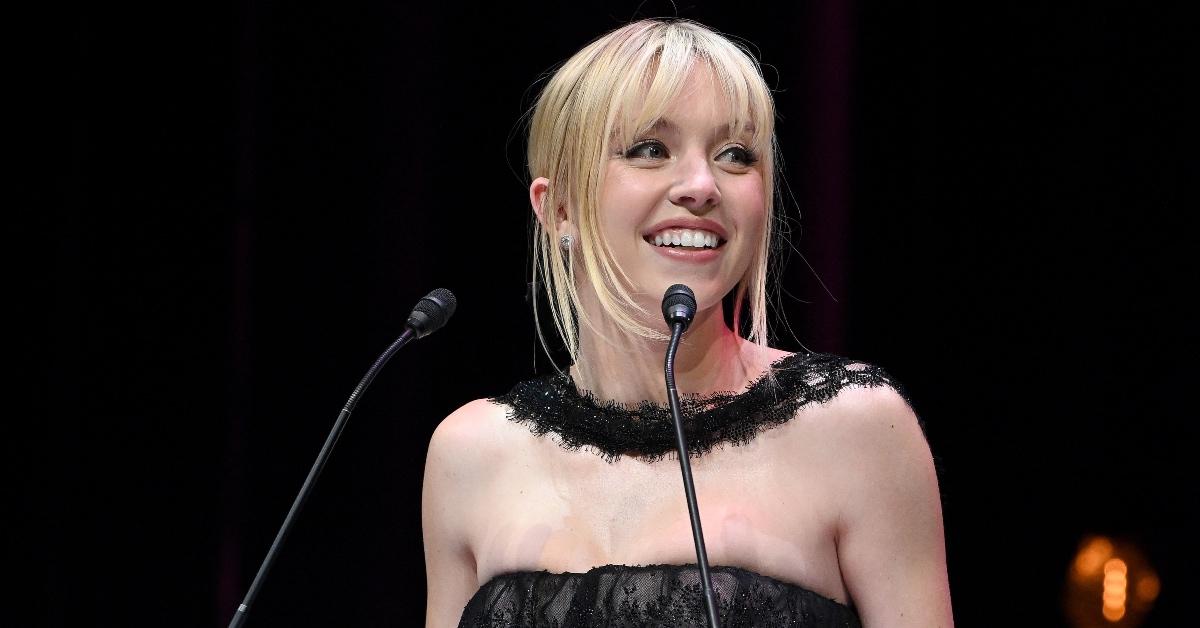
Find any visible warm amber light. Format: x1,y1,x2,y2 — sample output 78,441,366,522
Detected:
1135,573,1160,602
1074,537,1115,578
1101,558,1128,620
1065,536,1158,628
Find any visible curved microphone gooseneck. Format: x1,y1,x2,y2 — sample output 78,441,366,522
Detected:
227,288,457,628
661,284,721,628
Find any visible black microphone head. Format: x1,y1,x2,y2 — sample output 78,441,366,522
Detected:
406,288,457,338
661,284,697,332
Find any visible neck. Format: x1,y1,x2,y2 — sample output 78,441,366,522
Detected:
570,299,759,405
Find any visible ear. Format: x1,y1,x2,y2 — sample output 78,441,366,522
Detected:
529,177,574,237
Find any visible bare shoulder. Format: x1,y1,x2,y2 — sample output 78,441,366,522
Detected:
429,398,511,449
822,384,924,444
423,399,516,627
425,398,515,477
817,386,953,625
811,384,933,497
434,396,508,434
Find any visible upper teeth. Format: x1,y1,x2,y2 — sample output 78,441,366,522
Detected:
652,229,720,248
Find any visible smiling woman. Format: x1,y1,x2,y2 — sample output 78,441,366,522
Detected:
524,19,777,372
422,18,953,628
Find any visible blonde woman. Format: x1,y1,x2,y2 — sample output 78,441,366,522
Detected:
423,19,952,627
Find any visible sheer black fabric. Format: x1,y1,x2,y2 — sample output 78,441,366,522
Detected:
491,352,908,461
459,564,862,628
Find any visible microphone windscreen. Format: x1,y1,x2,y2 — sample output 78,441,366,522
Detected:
661,284,697,326
407,288,457,337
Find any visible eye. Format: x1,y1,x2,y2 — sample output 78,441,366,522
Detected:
716,145,759,167
625,140,670,160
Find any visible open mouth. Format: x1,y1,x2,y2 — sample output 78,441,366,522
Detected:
643,228,726,250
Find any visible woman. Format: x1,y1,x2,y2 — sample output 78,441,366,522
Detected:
423,19,952,627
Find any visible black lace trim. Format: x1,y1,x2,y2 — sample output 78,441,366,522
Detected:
459,564,863,628
490,352,908,462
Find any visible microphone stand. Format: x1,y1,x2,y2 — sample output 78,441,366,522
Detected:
665,321,721,628
226,288,454,627
227,328,416,627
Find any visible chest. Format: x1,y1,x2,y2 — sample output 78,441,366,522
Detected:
469,422,847,602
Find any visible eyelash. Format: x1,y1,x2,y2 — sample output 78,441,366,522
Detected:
623,139,759,166
624,140,669,160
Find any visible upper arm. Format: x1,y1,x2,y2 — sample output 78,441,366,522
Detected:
830,387,953,627
422,400,499,628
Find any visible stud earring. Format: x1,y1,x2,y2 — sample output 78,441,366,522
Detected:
560,234,573,252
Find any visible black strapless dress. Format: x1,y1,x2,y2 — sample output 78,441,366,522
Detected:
461,353,908,627
460,564,862,627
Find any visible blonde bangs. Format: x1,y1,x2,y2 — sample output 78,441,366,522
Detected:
608,27,774,168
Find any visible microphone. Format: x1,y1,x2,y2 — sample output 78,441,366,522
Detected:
406,288,457,339
660,284,720,628
227,289,457,628
661,283,697,332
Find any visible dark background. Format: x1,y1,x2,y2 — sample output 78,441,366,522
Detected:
33,1,1194,626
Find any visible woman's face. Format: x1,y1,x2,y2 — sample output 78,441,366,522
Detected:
595,67,767,316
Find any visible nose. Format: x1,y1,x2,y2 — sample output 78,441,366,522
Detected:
669,152,721,212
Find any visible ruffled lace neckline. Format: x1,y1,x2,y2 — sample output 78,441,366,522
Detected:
490,352,906,462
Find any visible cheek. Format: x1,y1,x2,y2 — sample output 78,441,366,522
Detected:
597,169,661,238
729,177,769,243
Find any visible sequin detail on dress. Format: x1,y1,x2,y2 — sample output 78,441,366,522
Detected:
489,352,907,462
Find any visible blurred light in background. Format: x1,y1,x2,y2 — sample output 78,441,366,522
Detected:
1066,535,1159,627
1102,558,1126,621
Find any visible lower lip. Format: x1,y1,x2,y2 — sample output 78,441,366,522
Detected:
647,241,723,262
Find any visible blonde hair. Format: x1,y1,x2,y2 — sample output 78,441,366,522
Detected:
527,18,778,364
